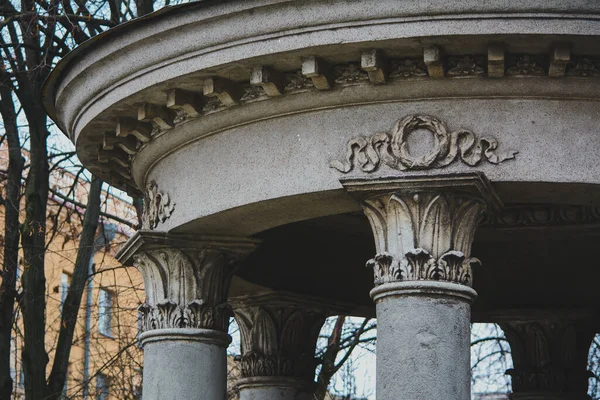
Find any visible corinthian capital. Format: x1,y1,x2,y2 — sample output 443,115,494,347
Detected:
497,311,598,400
230,293,346,380
342,173,500,288
117,231,260,332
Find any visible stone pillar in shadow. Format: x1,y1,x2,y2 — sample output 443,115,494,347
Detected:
230,292,336,400
498,311,598,400
117,231,259,400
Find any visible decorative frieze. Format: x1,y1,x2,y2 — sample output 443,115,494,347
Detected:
390,58,428,79
240,85,266,102
141,181,175,230
447,55,486,77
499,317,596,398
330,115,518,173
99,50,599,194
567,57,600,77
230,293,330,380
506,55,547,76
482,204,600,228
117,231,260,333
334,63,369,85
284,70,315,92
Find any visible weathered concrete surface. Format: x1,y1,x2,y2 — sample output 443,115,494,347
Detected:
148,97,600,235
371,282,476,400
140,328,230,400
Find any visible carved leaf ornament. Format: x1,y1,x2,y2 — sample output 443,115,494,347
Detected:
363,191,485,288
141,181,175,229
331,115,517,173
133,248,233,332
235,306,323,379
367,249,479,287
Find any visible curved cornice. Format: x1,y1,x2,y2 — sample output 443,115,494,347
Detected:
42,0,600,192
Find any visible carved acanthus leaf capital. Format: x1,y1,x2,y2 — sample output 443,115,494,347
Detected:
330,115,517,174
342,174,498,288
230,293,337,380
499,317,597,397
117,231,260,333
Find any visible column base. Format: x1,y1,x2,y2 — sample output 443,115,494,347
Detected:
140,328,231,400
237,376,314,400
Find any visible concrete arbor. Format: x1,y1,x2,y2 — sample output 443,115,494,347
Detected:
45,0,600,398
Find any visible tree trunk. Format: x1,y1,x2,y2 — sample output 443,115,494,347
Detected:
19,90,51,400
47,177,103,399
135,0,153,16
314,316,346,400
0,82,24,400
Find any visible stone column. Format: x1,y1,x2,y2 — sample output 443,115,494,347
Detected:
117,231,259,400
342,174,499,400
229,293,331,400
498,312,597,400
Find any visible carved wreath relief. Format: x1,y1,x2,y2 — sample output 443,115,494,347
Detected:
330,115,517,173
141,181,175,229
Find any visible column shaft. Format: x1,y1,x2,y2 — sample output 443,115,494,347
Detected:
141,329,229,399
374,282,473,399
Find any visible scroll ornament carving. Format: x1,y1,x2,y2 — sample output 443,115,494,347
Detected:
363,191,485,287
330,115,518,173
141,181,175,230
134,248,235,332
234,306,325,379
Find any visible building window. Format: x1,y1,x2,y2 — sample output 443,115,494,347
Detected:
60,273,70,313
96,373,110,400
98,288,112,337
